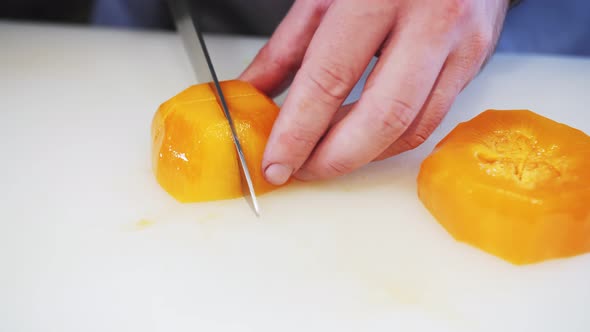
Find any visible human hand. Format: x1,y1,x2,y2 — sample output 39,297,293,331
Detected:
239,0,510,185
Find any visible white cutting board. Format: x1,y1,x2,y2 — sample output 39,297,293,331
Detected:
1,21,590,332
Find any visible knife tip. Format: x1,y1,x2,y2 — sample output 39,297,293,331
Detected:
252,197,261,217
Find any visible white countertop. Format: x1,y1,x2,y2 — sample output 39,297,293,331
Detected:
1,20,589,332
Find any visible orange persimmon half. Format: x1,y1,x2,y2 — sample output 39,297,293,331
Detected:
151,80,283,203
418,109,590,265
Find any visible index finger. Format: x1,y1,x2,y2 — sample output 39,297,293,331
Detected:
262,0,395,185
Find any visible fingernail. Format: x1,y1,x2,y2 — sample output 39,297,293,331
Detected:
264,164,292,185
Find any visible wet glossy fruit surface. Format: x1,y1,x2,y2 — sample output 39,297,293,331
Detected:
418,109,590,264
152,80,282,203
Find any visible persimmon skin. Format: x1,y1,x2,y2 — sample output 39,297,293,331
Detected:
418,110,590,265
151,80,283,203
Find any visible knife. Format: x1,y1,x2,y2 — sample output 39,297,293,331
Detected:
166,0,260,216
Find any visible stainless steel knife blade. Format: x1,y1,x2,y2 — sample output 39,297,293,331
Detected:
166,0,260,216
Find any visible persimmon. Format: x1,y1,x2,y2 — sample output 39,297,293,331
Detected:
151,80,283,203
418,109,590,265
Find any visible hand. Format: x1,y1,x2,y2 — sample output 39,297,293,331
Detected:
239,0,509,185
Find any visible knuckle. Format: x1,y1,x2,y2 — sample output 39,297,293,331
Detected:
259,43,298,72
444,0,473,21
365,92,417,135
396,105,448,152
385,99,416,131
397,133,429,152
437,0,473,32
415,118,439,143
429,87,456,110
303,61,353,103
324,158,355,176
277,122,319,154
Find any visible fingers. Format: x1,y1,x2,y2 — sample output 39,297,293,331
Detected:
330,103,355,127
375,32,496,160
262,0,396,185
238,0,329,97
294,24,450,181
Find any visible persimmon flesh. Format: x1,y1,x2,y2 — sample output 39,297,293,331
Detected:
418,110,590,265
151,80,282,203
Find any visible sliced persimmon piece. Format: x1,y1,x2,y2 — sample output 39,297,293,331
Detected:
151,80,284,203
417,109,590,265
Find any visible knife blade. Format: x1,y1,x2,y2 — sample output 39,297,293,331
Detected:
166,0,260,216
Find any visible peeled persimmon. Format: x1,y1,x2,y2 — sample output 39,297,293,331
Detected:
151,80,283,203
418,109,590,265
